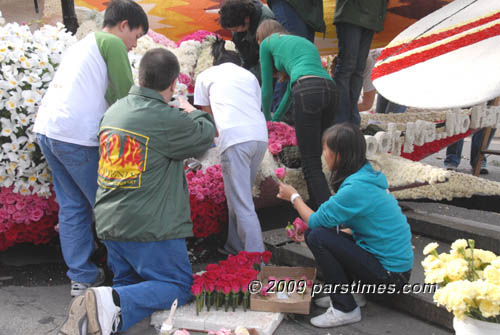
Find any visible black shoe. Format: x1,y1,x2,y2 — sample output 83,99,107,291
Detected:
445,166,457,171
480,168,489,175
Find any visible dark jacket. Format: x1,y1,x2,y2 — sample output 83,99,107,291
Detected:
334,0,388,32
267,0,326,33
232,0,275,71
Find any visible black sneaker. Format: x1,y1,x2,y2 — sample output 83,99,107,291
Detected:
480,168,489,175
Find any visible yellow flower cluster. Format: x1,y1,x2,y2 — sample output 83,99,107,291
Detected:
422,239,500,322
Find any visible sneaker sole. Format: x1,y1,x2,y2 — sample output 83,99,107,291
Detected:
58,296,87,335
310,315,362,328
85,289,102,335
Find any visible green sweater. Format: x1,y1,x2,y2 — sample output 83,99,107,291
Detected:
94,86,216,242
334,0,388,33
260,34,332,121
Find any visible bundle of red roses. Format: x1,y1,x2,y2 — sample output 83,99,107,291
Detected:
191,251,272,315
186,165,228,238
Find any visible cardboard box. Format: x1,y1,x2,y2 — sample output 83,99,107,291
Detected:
250,266,317,315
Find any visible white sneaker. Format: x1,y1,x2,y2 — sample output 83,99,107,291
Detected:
314,294,366,308
71,268,106,297
310,306,361,328
85,287,121,335
58,295,88,335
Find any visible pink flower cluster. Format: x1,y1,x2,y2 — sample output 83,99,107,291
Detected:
186,165,228,238
178,72,194,94
176,30,216,46
0,186,59,251
147,29,177,48
267,121,297,155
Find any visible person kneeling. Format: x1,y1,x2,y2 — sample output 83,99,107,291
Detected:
58,48,216,335
277,123,413,328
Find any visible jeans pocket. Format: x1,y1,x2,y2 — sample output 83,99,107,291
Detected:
51,140,91,167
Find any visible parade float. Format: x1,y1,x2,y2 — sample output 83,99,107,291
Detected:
1,2,500,252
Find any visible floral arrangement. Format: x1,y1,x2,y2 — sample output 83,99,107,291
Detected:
267,121,297,155
186,165,228,238
0,186,59,251
191,251,272,315
422,239,500,323
0,19,76,251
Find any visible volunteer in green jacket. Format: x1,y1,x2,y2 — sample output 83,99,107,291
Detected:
219,0,275,79
333,0,388,125
258,20,337,209
62,48,216,334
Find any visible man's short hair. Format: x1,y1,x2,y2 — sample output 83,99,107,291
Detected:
219,0,255,29
139,48,180,91
103,0,149,33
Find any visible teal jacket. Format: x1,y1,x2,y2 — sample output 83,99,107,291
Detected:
308,163,413,272
334,0,388,32
94,86,216,242
260,34,332,121
267,0,326,33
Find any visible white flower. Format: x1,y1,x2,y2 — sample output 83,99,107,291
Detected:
0,118,17,136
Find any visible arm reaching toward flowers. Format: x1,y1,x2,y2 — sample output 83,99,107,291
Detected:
277,182,314,224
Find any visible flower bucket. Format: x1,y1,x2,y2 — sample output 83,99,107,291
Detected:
453,316,500,335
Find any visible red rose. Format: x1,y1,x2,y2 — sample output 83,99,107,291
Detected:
261,251,272,264
222,284,232,295
191,284,203,296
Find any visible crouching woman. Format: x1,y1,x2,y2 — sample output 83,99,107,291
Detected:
277,123,413,328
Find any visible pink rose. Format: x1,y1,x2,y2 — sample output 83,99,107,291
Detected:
268,142,282,155
293,217,307,234
274,167,286,181
29,208,44,222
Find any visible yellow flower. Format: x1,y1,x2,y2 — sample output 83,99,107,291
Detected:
478,299,500,318
423,242,439,255
474,249,497,264
422,255,441,270
450,239,467,252
484,265,500,285
444,258,468,281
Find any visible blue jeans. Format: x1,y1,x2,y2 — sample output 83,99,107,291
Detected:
271,0,315,117
305,228,411,312
376,94,407,114
444,128,496,168
334,22,374,125
293,77,337,208
104,239,192,331
36,134,100,283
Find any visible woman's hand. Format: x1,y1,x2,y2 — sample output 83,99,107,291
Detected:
277,181,298,202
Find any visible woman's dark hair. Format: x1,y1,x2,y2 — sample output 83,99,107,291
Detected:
103,0,149,33
219,0,255,29
139,48,179,91
211,38,242,66
322,123,367,192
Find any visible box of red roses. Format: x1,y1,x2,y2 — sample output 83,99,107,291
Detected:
250,266,316,315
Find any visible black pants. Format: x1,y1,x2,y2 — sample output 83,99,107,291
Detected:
305,228,411,312
292,77,337,209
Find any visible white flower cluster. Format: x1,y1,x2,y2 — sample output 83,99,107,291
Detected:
0,22,76,196
129,35,188,99
362,104,500,156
